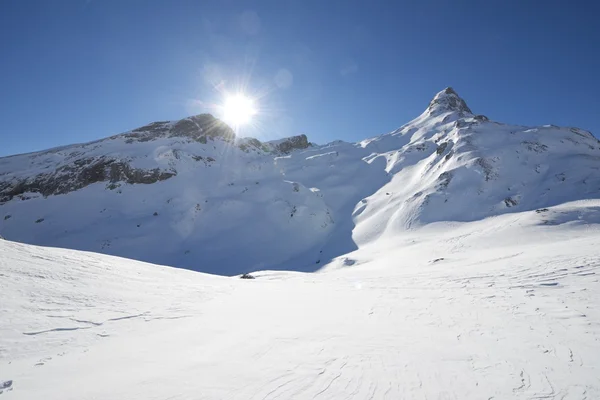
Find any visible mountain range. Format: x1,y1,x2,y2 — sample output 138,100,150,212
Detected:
1,87,598,275
2,87,600,399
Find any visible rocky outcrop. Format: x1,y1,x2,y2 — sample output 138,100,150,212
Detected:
0,112,309,204
0,157,175,203
237,137,267,153
436,142,449,155
124,114,235,144
238,135,311,154
275,134,310,153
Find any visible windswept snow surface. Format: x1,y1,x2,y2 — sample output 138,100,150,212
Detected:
2,201,600,399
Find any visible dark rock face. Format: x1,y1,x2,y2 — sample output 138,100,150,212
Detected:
239,138,266,153
247,138,262,148
504,197,518,207
436,142,449,155
0,114,309,203
437,171,452,189
476,158,497,181
276,134,310,154
0,157,175,203
124,114,235,144
522,141,549,153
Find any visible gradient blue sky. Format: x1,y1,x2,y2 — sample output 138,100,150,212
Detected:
1,0,598,156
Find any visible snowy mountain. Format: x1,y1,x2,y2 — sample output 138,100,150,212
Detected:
2,88,600,398
1,87,599,275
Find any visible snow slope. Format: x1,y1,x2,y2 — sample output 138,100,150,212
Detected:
1,88,599,275
2,201,600,399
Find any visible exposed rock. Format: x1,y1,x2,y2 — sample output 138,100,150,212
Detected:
240,273,255,279
123,114,235,144
132,121,170,133
437,171,453,190
428,87,472,115
476,158,497,181
474,114,489,122
455,119,469,128
522,141,549,153
436,142,449,155
238,137,265,153
276,134,310,153
108,162,175,185
504,197,518,207
570,127,597,141
174,114,235,142
246,138,262,148
0,157,175,203
125,121,171,143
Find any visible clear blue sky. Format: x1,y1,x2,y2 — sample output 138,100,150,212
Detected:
1,0,599,156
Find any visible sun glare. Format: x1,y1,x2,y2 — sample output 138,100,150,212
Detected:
222,93,256,127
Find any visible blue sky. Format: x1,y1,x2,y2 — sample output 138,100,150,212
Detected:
1,0,598,156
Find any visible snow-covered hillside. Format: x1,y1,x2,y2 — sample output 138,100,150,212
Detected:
1,88,599,275
2,88,600,397
2,201,600,399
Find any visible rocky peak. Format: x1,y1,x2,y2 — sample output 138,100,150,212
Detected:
276,134,310,153
265,134,311,154
124,114,235,144
427,87,472,115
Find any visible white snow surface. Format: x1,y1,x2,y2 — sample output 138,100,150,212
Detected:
1,201,600,399
1,88,599,275
1,88,600,397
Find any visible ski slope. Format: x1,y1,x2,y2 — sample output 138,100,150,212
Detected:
2,201,600,399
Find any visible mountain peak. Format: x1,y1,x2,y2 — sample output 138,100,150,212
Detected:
427,87,472,115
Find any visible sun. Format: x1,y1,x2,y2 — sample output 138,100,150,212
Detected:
222,93,256,127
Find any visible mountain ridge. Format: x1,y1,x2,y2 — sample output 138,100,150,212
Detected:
1,87,598,275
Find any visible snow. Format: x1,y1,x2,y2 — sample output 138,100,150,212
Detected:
1,87,600,397
1,200,600,399
1,89,599,276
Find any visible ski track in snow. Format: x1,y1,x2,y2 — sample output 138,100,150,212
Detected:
1,207,600,399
